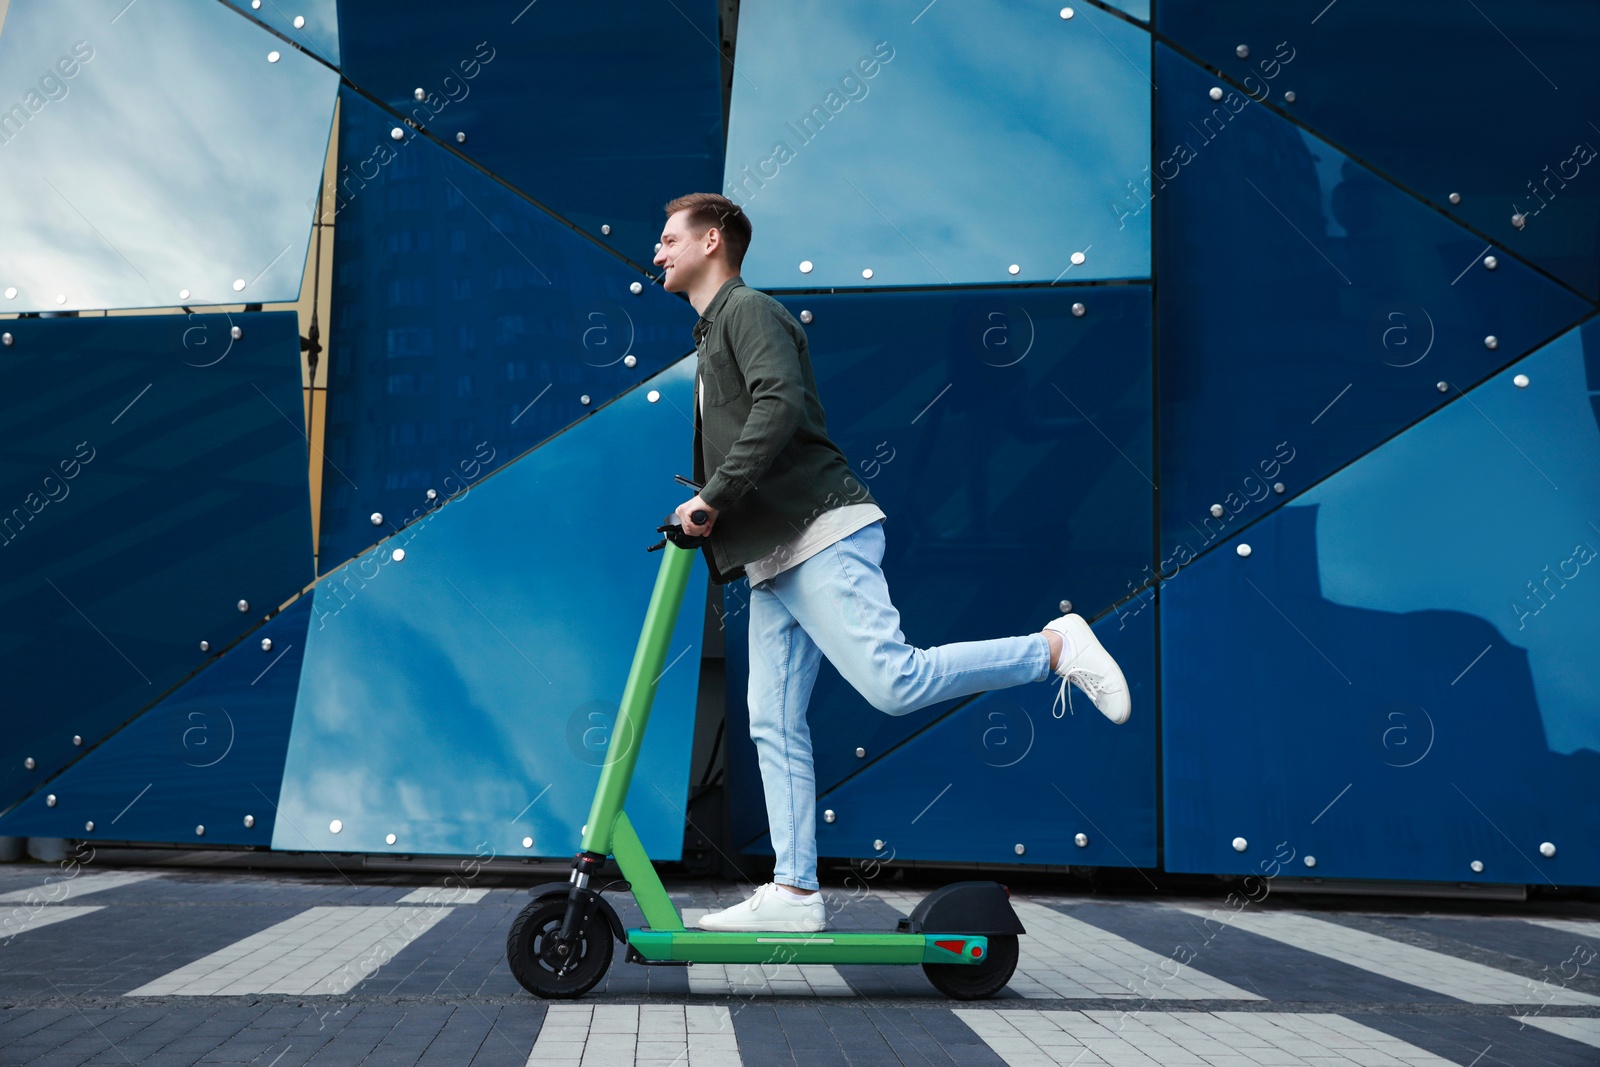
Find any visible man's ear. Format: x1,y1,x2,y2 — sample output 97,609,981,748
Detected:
703,226,722,257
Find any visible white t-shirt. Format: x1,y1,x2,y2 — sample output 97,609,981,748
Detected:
699,374,885,587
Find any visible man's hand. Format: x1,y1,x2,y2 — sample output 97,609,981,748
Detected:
676,495,719,537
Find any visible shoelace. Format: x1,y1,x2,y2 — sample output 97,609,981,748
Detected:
1052,669,1107,719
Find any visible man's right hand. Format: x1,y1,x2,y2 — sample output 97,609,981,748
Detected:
676,495,719,537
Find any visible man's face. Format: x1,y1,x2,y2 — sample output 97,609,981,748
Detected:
654,209,712,294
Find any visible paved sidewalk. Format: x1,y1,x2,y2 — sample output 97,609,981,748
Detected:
2,859,1598,1066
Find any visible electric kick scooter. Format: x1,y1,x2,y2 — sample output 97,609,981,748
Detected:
505,478,1026,1000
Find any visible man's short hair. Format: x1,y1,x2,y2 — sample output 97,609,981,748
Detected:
664,192,752,269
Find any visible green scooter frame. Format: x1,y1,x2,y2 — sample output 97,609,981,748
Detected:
505,495,1026,1000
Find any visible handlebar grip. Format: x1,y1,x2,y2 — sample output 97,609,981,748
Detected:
691,510,708,525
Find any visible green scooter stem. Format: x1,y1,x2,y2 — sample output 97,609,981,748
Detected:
571,537,990,970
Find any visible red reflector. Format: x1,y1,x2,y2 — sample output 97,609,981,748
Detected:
934,939,967,955
973,945,984,958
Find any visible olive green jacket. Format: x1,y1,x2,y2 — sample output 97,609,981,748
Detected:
692,277,879,584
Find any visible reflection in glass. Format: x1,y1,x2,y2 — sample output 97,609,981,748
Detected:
1154,44,1591,566
0,312,313,810
718,285,1153,837
723,0,1151,288
0,0,338,312
318,88,699,571
1157,0,1600,297
219,0,339,66
336,0,722,251
277,359,706,859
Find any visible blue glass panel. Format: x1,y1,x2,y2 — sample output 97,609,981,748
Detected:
220,0,339,66
724,1,1151,288
798,605,1156,868
1156,1,1600,298
0,312,313,811
0,0,337,312
1099,0,1149,22
318,88,698,571
334,0,721,250
275,358,707,859
1163,321,1600,885
0,597,311,846
1154,43,1591,571
720,286,1154,849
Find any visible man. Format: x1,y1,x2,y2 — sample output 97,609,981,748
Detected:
655,193,1130,933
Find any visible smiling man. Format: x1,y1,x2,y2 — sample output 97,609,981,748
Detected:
655,192,1131,933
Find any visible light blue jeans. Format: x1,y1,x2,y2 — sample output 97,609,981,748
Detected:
746,519,1053,890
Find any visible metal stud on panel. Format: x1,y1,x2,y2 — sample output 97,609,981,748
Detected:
522,836,533,848
85,821,94,832
1071,302,1086,317
601,225,611,235
580,394,591,405
823,809,836,823
392,548,406,562
2,333,11,347
1231,836,1248,852
261,638,273,652
1436,381,1449,393
874,838,886,850
1014,843,1026,855
4,287,15,299
24,757,35,770
230,326,243,340
1008,264,1020,275
238,600,250,612
629,281,643,294
1236,44,1250,58
1273,482,1285,494
329,819,343,834
293,15,305,28
1070,251,1086,265
799,310,813,324
647,390,660,403
1539,841,1556,858
456,132,467,143
861,268,874,279
1059,6,1074,18
1484,335,1498,350
386,833,397,845
1209,504,1225,519
1448,192,1461,205
623,354,637,367
1304,855,1317,868
46,794,56,807
200,640,210,651
390,127,405,142
1059,600,1072,613
1514,374,1530,388
1512,213,1526,229
799,260,814,274
267,50,281,62
1470,859,1484,872
1283,90,1297,103
855,747,865,758
72,735,82,746
196,825,205,836
413,88,426,101
1208,87,1224,101
1074,832,1088,847
244,815,255,828
1483,255,1498,270
1236,544,1252,558
370,512,384,526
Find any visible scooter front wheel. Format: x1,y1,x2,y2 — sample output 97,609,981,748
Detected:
506,898,614,999
922,934,1019,1000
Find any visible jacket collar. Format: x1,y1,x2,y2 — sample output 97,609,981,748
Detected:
693,276,745,346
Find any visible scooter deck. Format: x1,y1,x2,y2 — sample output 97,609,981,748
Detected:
627,929,987,965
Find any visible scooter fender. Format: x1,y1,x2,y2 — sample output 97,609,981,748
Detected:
528,881,627,945
897,880,1026,936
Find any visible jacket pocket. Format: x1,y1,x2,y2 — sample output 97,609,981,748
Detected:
701,344,743,407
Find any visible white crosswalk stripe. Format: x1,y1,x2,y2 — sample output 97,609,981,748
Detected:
874,891,1259,1001
1525,917,1600,941
955,1009,1460,1066
1171,904,1600,1005
125,906,451,996
0,870,158,904
396,886,489,905
527,1004,741,1066
677,908,854,995
1517,1014,1600,1050
1,905,105,939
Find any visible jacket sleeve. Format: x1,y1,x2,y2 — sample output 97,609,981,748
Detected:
699,298,804,511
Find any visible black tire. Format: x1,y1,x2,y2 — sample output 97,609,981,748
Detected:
921,934,1019,1000
506,897,614,999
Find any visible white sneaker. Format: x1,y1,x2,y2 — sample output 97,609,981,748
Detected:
694,883,827,932
1043,613,1131,724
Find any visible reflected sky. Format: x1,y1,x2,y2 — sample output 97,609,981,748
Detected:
0,0,336,312
724,1,1151,288
218,0,338,66
1307,323,1600,756
275,357,707,859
